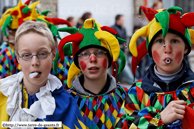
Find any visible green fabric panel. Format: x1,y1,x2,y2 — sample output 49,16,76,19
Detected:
138,117,149,128
147,106,156,112
118,50,126,74
155,11,169,38
121,114,135,121
50,24,58,37
136,82,142,88
128,94,140,104
153,100,163,111
2,15,12,37
167,6,182,14
53,51,60,74
185,28,191,47
58,27,79,34
165,94,172,104
146,38,149,50
78,23,101,49
40,10,50,16
22,7,31,14
116,36,126,42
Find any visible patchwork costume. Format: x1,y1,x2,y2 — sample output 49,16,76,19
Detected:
0,0,72,88
115,6,194,128
0,72,85,129
54,18,129,128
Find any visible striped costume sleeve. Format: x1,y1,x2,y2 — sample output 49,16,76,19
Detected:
115,82,164,129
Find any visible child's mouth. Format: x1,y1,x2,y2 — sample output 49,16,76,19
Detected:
29,72,41,78
164,58,172,64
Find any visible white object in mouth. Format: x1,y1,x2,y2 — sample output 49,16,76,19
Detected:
165,59,171,64
29,72,39,78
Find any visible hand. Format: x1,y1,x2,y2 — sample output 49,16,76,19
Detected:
160,100,187,125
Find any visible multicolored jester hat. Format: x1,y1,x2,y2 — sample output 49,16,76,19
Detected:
0,0,71,40
53,18,126,88
130,6,194,74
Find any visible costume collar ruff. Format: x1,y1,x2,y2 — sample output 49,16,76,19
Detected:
0,72,62,121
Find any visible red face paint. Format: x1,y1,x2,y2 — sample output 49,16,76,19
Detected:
102,58,108,69
152,50,160,64
80,61,86,71
89,56,97,62
164,45,172,53
175,51,183,64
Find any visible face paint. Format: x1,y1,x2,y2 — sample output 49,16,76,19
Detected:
89,55,97,62
102,58,108,69
164,45,172,52
152,50,160,64
80,61,86,71
175,51,183,64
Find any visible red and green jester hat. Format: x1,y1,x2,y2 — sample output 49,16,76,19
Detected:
0,0,71,40
130,6,194,74
53,18,126,88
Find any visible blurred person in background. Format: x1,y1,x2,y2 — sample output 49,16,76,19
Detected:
111,14,133,85
67,16,76,27
152,0,163,10
76,12,92,28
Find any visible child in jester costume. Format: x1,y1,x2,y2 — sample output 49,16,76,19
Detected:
115,6,194,128
0,20,85,129
54,18,129,128
0,0,73,89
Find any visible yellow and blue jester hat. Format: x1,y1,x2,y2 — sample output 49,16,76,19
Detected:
130,6,194,74
53,18,126,88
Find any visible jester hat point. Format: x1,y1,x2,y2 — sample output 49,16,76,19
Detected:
130,6,194,74
55,18,126,88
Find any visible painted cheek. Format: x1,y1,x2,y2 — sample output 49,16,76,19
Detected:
175,51,183,64
152,50,160,64
80,61,87,71
102,59,108,69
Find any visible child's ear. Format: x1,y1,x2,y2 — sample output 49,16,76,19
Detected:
16,53,20,64
52,49,56,62
184,45,189,54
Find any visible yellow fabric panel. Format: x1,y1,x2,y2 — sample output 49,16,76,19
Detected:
67,62,81,88
148,19,162,42
189,29,194,44
142,92,150,106
20,84,28,108
95,31,120,62
129,25,149,57
77,118,86,129
130,123,138,129
0,91,9,128
83,18,95,29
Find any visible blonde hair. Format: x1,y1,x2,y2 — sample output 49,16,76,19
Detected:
15,20,57,53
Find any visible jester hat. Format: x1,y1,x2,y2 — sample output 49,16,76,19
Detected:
130,6,194,74
54,18,126,88
0,0,71,39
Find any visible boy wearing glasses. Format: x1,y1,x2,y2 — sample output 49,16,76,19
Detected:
0,21,85,129
0,0,72,89
54,18,129,128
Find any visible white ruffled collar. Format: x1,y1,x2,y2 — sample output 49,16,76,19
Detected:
0,72,62,121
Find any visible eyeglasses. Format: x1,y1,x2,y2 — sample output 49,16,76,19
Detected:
78,50,107,59
18,51,52,61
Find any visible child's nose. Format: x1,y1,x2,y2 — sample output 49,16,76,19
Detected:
89,54,97,63
164,44,172,54
31,56,40,66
